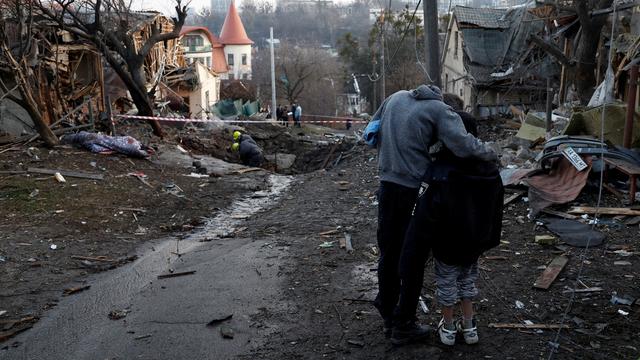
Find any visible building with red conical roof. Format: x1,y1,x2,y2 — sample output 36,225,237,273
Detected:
219,1,253,80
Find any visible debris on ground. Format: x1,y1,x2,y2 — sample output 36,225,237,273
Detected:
206,314,233,327
108,309,130,320
62,285,91,296
157,270,196,279
220,326,234,339
533,256,569,290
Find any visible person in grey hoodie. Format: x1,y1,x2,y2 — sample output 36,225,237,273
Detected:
373,84,496,345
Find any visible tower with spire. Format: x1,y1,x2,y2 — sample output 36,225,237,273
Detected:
218,0,253,80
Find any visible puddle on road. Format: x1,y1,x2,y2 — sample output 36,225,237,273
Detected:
191,174,292,241
152,174,292,262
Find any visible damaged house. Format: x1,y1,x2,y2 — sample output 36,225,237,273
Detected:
106,11,220,120
0,20,105,141
442,5,558,117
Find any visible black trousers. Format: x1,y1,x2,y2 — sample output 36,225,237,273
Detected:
375,181,427,325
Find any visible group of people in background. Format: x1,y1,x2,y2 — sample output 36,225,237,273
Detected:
275,103,302,127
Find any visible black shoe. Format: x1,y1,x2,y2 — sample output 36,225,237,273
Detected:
390,322,432,346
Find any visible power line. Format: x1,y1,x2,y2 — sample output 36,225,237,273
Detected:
545,2,620,359
386,0,422,69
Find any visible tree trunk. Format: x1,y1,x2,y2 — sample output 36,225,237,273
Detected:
106,54,164,137
0,43,58,147
129,63,163,137
573,0,614,105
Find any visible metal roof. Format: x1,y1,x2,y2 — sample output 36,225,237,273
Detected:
453,6,510,29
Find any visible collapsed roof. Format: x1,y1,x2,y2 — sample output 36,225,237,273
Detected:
452,4,556,87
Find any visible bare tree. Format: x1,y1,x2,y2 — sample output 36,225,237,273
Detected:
253,44,341,115
35,0,189,137
0,0,59,146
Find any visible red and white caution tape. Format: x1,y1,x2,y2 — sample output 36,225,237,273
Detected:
112,114,367,124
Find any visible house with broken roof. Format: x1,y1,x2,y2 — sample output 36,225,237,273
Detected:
101,11,221,119
442,5,559,117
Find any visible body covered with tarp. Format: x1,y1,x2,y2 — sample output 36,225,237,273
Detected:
62,131,151,158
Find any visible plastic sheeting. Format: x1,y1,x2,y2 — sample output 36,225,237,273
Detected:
526,156,593,217
544,218,606,247
211,99,260,119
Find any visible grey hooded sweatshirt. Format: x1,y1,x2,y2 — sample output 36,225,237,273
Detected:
375,85,497,189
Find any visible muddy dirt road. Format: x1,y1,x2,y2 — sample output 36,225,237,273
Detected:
1,123,639,359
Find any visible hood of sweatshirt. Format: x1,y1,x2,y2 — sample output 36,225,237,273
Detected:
410,84,442,101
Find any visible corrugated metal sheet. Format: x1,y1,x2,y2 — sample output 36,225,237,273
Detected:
454,6,510,29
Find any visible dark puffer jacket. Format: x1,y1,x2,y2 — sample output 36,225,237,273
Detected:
238,134,264,167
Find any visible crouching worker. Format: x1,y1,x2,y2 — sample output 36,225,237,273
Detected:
232,131,264,167
401,95,503,347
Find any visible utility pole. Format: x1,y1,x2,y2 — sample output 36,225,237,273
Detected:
380,19,386,103
270,27,277,122
424,0,441,87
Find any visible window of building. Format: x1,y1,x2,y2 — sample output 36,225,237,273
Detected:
242,73,249,80
206,57,211,67
454,31,459,59
228,53,234,66
205,90,210,107
241,54,247,65
185,35,203,48
229,73,235,80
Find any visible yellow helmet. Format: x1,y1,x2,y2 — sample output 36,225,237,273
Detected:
231,142,239,151
233,131,241,141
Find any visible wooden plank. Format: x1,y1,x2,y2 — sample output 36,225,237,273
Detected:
157,270,196,279
562,287,603,294
503,191,525,205
27,167,104,180
541,209,579,220
604,157,640,175
568,207,640,216
233,167,262,175
488,323,570,330
321,142,340,169
603,183,625,200
533,256,569,290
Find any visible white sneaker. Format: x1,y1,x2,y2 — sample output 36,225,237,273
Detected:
438,318,456,346
457,318,479,344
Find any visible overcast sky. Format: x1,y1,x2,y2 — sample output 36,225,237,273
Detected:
133,0,252,14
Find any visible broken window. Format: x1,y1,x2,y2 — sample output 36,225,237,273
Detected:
241,54,247,65
228,53,234,66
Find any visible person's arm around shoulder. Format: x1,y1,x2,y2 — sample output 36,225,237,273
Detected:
435,105,497,162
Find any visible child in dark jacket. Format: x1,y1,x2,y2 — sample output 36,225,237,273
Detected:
401,94,503,346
